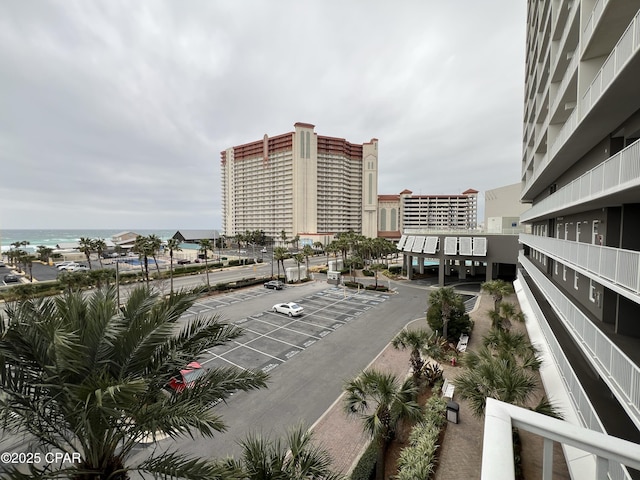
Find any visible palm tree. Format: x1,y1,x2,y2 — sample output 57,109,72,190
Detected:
146,234,163,278
344,369,422,480
133,235,152,284
292,234,300,251
0,286,268,479
302,244,314,278
489,301,525,331
198,239,213,288
293,253,305,282
78,237,94,269
93,238,107,269
228,424,343,480
280,229,288,248
454,329,561,419
481,279,514,311
426,287,470,341
36,245,53,263
391,328,432,382
166,238,182,294
273,246,288,280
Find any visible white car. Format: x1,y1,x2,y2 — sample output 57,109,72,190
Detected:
272,302,304,317
57,261,79,270
67,264,89,272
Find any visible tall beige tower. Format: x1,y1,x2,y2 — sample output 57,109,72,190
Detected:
220,123,379,245
361,139,379,238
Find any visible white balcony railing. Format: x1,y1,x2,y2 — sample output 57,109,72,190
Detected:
519,254,640,431
520,234,640,296
482,398,640,480
582,0,609,53
525,10,640,198
521,137,640,222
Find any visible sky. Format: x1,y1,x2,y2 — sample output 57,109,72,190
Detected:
0,1,527,230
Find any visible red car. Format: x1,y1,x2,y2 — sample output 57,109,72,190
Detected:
167,361,206,393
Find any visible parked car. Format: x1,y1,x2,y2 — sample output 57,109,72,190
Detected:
261,247,268,253
67,264,89,272
264,280,284,290
166,361,206,393
177,259,191,265
56,261,75,269
57,262,80,270
272,302,304,317
3,274,19,284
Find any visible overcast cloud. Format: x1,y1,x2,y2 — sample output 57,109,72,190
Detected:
0,1,526,230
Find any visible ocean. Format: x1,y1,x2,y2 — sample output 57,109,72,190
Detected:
0,229,176,252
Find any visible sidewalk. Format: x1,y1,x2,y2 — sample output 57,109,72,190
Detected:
309,290,571,479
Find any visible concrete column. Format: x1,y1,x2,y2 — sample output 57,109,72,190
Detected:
459,259,467,280
438,258,445,286
486,262,493,282
470,261,476,276
419,257,424,274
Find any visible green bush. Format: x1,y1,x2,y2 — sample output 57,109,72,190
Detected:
361,269,375,277
395,396,447,480
349,438,378,480
365,285,388,292
228,259,241,266
388,265,402,274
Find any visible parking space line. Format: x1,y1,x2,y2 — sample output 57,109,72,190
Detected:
250,317,323,340
233,341,288,362
200,352,247,370
242,327,306,350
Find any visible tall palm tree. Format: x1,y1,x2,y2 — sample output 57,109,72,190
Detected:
0,286,268,479
280,229,288,248
166,238,182,294
293,253,305,282
392,328,432,382
273,247,288,280
481,279,514,311
344,369,422,480
198,238,213,288
147,234,163,278
228,424,343,480
79,237,94,269
36,245,53,263
302,244,314,278
133,235,152,284
93,238,107,269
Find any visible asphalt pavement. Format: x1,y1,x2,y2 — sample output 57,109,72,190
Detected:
129,279,430,465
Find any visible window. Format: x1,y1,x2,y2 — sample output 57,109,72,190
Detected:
563,265,567,281
592,220,600,245
574,271,579,290
589,279,596,302
576,222,581,242
554,259,558,275
564,223,569,240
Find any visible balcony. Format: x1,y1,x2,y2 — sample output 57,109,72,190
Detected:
522,10,640,201
521,137,640,222
482,398,640,480
520,233,640,298
519,254,640,430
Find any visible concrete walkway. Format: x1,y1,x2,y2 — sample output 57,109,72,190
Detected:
309,290,571,479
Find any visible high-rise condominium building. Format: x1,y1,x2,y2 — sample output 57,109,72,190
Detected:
221,123,378,245
516,0,640,476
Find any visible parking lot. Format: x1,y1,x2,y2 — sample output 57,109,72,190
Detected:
183,284,391,374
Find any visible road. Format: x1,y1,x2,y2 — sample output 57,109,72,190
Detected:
129,280,430,465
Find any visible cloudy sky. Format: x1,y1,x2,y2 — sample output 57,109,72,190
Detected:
0,1,526,230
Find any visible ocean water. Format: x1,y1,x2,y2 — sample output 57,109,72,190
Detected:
0,229,175,252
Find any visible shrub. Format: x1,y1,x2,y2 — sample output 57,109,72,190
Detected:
361,269,374,277
365,284,388,292
349,438,378,480
388,265,402,274
395,396,447,480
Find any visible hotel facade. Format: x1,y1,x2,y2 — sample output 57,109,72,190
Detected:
220,123,378,245
512,0,640,477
